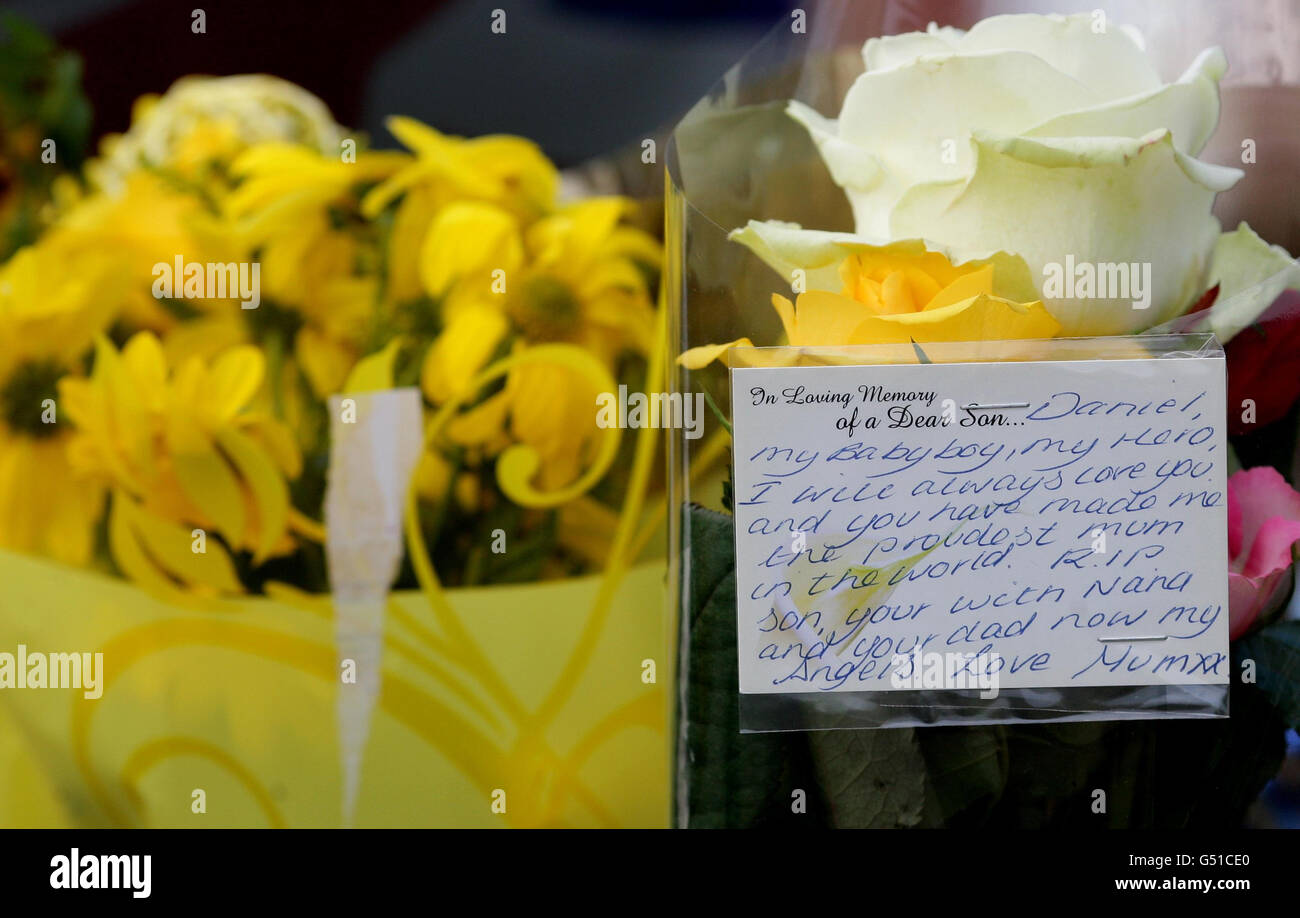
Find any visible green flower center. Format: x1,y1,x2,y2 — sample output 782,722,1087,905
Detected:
513,275,581,341
1,359,64,438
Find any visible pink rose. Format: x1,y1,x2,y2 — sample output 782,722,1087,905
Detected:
1228,467,1300,639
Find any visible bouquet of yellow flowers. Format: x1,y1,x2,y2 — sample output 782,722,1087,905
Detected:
1,71,663,593
0,34,670,826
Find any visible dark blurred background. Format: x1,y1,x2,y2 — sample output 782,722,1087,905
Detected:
0,0,793,165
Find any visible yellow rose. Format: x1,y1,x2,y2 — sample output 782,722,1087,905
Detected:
680,242,1058,368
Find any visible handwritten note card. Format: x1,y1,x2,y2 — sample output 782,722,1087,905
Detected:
729,354,1228,696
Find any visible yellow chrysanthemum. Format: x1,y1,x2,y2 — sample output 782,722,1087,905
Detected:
421,198,658,395
362,116,558,224
513,198,659,351
223,142,407,397
46,170,235,332
439,351,605,491
60,332,302,595
681,245,1059,368
87,74,348,196
384,183,443,305
421,198,660,490
373,117,560,307
0,240,119,564
421,301,511,405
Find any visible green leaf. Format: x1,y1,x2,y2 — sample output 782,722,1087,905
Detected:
686,504,733,628
0,13,53,57
683,504,822,827
993,721,1114,829
1225,440,1242,477
915,725,1008,826
1237,619,1300,729
808,728,927,827
1097,676,1285,828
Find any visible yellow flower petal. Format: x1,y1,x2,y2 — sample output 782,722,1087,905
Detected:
236,415,302,479
382,116,501,198
849,292,1061,344
418,202,523,298
902,265,944,305
603,225,663,267
447,391,512,446
505,362,593,489
160,315,249,368
781,290,877,344
385,186,438,301
0,436,101,565
421,305,509,404
172,448,247,546
544,198,625,268
206,346,265,421
121,331,169,412
216,426,289,562
98,337,157,484
358,159,437,219
925,264,995,312
295,327,356,398
115,493,242,593
678,338,755,370
385,116,455,158
343,339,403,394
577,258,648,300
109,491,188,597
55,377,93,436
41,472,103,567
879,270,916,315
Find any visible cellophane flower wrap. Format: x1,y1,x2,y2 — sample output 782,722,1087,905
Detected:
666,0,1300,827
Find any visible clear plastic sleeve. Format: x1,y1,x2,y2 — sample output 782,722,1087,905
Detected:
664,0,1300,805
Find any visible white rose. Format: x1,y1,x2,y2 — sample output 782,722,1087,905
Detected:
783,12,1243,336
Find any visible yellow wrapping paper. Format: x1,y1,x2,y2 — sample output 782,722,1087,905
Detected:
0,549,669,828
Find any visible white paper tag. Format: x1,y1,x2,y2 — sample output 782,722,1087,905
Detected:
324,387,424,825
729,355,1229,696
